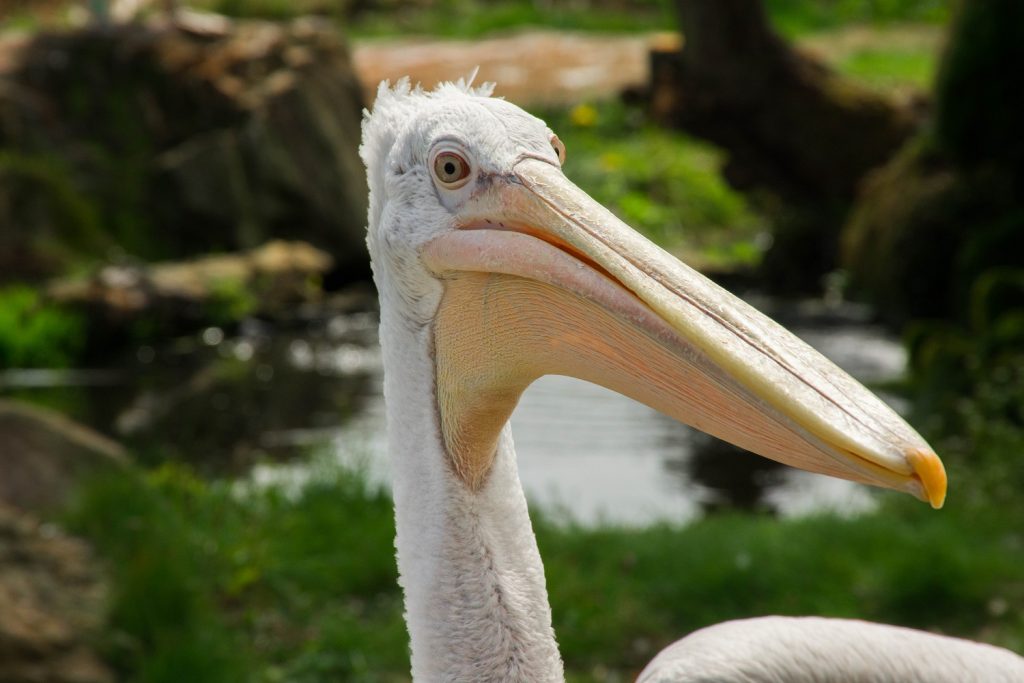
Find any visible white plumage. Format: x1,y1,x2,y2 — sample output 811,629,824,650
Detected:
640,617,1024,682
361,79,1024,682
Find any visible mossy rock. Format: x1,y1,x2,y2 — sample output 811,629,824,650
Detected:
842,0,1024,325
46,240,337,341
842,141,1024,324
0,151,109,283
0,16,369,283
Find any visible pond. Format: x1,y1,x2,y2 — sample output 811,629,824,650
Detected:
323,295,907,525
1,295,908,527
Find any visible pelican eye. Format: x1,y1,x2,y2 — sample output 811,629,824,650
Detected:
551,135,566,165
433,151,471,187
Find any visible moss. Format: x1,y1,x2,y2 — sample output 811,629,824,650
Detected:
907,268,1024,418
0,286,86,369
843,137,1024,323
207,277,259,326
0,27,247,271
0,150,110,280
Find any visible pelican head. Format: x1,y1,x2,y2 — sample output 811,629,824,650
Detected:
361,78,946,508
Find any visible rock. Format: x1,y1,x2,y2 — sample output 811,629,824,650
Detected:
841,143,1024,324
47,239,335,330
0,14,368,284
0,400,127,514
0,503,113,683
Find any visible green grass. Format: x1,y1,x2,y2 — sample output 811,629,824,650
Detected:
6,0,953,42
1,12,42,30
535,101,768,270
350,0,674,38
834,45,938,89
543,499,1024,677
64,422,1024,683
182,0,951,39
798,24,945,93
190,0,676,36
65,458,406,683
767,0,950,36
207,276,260,326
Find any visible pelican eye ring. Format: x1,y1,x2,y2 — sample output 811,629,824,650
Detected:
551,135,566,165
433,151,472,188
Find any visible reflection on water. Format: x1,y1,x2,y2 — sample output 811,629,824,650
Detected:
0,314,380,474
330,296,906,526
0,296,909,527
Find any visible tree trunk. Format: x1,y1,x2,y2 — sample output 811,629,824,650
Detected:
666,0,917,203
655,0,919,290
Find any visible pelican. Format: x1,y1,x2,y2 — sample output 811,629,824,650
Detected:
361,78,1024,682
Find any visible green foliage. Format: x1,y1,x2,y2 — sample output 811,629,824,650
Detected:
767,0,951,35
907,269,1024,491
903,270,1024,584
207,277,259,325
536,101,767,269
934,0,1024,170
0,286,85,369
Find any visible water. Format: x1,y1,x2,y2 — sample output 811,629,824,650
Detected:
2,297,909,527
316,296,908,526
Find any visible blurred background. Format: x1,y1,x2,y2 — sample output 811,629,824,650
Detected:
0,1,1022,681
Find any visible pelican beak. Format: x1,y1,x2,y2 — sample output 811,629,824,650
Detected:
422,156,946,508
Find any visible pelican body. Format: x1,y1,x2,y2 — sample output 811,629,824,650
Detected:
360,79,1023,682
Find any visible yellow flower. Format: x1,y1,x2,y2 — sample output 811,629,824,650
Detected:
570,103,598,128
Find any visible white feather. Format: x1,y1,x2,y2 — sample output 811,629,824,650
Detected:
364,79,563,681
639,616,1024,682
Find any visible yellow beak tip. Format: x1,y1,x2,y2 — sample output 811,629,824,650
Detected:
907,448,947,509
